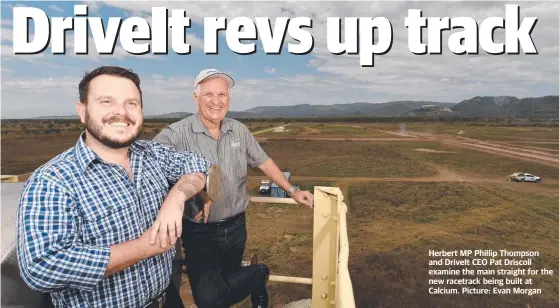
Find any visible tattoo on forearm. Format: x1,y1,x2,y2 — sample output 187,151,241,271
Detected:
176,181,195,199
175,173,205,199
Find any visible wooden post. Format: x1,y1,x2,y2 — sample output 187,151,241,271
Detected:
248,188,356,307
336,202,356,308
311,187,342,308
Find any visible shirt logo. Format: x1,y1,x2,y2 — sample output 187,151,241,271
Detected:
231,141,241,148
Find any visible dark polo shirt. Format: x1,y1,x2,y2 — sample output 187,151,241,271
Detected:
153,114,269,222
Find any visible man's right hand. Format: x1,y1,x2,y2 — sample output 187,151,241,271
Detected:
149,188,185,248
141,225,175,258
106,218,177,277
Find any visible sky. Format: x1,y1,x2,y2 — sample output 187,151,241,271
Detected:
1,0,558,119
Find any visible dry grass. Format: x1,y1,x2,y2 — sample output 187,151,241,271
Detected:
251,139,438,178
256,122,394,138
237,182,559,307
1,132,82,175
238,187,319,306
231,180,333,307
1,127,159,175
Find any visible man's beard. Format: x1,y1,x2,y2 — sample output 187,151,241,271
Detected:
85,112,142,149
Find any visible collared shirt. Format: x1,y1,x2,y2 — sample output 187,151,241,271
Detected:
16,132,211,307
153,114,269,222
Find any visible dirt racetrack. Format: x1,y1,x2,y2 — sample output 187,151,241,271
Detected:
440,135,559,168
258,127,559,169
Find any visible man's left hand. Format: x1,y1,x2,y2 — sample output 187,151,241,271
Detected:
150,189,185,248
194,191,212,223
291,190,314,208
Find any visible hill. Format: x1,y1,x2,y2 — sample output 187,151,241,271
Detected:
405,105,455,116
147,112,192,119
34,111,257,120
30,95,558,120
241,96,558,118
243,101,454,117
452,95,559,118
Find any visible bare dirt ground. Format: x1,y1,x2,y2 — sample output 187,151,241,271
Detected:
414,148,457,153
256,137,424,142
179,278,197,308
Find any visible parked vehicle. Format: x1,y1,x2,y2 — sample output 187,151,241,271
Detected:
259,180,272,194
508,172,542,183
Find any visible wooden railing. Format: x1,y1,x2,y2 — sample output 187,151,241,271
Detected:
1,175,19,182
249,186,356,308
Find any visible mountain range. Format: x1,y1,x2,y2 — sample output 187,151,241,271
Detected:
33,95,559,119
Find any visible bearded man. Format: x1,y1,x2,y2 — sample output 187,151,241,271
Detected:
16,66,213,308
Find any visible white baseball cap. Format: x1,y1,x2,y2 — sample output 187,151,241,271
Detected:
193,69,235,89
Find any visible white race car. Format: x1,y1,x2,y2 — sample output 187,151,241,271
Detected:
510,172,542,183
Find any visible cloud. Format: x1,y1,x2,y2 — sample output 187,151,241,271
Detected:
2,76,79,119
2,3,25,10
4,66,553,119
138,13,206,53
2,73,372,118
1,75,194,118
1,1,557,118
264,67,276,74
1,27,14,42
48,4,64,12
61,32,166,62
1,45,45,63
97,1,557,74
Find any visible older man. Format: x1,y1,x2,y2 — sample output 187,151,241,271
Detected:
17,66,213,307
153,69,314,308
